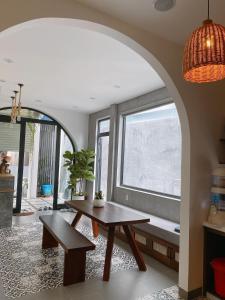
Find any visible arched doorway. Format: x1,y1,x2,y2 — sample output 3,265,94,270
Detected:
0,107,75,213
0,16,192,292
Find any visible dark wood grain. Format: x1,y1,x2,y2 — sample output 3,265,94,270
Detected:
40,214,95,286
123,225,147,271
39,214,95,252
71,211,82,227
92,220,99,238
66,200,150,281
66,201,150,226
103,226,115,281
42,225,59,249
64,250,86,286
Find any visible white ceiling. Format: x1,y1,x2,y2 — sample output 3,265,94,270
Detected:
0,20,164,113
78,0,225,45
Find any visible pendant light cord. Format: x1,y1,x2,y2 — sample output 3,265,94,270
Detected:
208,0,210,20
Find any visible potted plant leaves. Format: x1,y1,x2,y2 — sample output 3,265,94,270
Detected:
93,191,105,207
63,149,95,200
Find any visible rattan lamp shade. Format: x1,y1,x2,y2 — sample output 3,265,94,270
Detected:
183,19,225,83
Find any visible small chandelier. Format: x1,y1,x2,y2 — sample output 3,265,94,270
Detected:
183,0,225,83
10,83,24,123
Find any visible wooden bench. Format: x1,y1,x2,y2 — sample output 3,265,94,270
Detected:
106,202,180,271
39,214,95,286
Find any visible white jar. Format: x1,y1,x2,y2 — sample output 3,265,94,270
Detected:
93,198,105,207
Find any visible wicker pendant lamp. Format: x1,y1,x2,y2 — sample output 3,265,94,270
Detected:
183,0,225,83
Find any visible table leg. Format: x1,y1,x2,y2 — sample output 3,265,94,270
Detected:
92,220,99,238
122,225,147,271
103,226,115,281
71,211,82,227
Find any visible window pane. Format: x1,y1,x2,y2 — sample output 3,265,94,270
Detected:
58,130,73,204
99,119,110,133
0,122,21,209
97,135,109,197
122,103,181,197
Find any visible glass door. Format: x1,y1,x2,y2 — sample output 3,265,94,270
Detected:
0,121,21,211
58,129,74,205
0,107,75,213
21,123,57,211
96,119,110,198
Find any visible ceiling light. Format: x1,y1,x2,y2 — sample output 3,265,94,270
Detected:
153,0,176,12
113,84,121,89
35,99,42,103
183,0,225,83
0,79,6,83
89,97,96,100
10,83,24,123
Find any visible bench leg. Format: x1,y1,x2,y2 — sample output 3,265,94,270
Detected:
63,250,86,286
42,226,59,249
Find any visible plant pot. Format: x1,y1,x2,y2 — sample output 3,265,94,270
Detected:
72,195,85,201
93,199,105,207
41,184,53,197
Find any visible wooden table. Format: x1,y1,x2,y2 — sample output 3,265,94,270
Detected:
65,200,150,281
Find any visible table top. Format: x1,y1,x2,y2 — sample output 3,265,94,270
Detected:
65,200,150,226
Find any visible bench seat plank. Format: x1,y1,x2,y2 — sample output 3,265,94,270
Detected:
39,214,95,252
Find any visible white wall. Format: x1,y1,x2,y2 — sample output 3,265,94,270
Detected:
0,0,225,294
41,106,89,150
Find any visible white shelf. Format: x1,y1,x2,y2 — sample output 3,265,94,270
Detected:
203,222,225,234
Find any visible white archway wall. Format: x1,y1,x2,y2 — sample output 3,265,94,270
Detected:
38,106,89,150
0,1,225,293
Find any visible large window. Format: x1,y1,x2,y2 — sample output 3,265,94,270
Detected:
121,103,181,197
96,119,110,198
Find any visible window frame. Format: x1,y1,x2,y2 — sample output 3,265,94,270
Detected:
96,117,110,193
120,102,181,200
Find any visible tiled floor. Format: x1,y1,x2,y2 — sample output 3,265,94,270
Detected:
14,197,53,212
0,212,137,298
0,212,178,300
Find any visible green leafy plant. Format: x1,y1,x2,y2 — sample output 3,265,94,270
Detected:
63,149,95,196
27,123,38,152
95,191,104,200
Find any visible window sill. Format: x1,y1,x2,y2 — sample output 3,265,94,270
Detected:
117,185,181,202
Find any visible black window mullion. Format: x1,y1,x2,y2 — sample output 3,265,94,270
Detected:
53,126,61,210
15,121,26,213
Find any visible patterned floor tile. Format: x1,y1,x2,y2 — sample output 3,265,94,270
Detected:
0,215,137,298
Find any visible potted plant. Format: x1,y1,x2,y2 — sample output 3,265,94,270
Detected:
93,191,105,207
63,149,95,200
